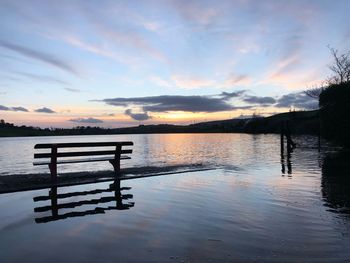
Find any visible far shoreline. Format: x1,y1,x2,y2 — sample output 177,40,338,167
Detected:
0,110,320,137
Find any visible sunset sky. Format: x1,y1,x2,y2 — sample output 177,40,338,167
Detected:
0,0,349,128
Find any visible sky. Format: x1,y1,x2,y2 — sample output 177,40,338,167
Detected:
0,0,349,128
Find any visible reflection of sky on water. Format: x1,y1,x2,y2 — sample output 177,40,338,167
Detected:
0,134,350,261
1,133,287,175
0,165,349,262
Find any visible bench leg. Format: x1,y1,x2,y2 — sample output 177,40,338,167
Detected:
48,163,57,181
49,146,58,181
113,180,124,209
109,159,120,176
49,187,58,217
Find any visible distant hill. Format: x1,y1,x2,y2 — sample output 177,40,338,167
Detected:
0,110,319,137
113,110,319,134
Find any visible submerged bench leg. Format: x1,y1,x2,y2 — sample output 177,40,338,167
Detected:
49,163,57,180
110,145,121,176
49,145,58,180
109,159,120,176
49,187,58,217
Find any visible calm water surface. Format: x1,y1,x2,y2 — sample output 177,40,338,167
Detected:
0,134,349,262
0,133,301,175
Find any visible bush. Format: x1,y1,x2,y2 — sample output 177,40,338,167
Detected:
319,81,350,147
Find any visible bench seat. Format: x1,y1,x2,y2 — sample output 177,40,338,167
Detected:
33,141,133,178
33,156,131,166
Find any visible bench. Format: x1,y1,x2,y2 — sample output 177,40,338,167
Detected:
33,141,133,179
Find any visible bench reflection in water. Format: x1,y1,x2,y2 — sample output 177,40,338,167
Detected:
33,180,134,224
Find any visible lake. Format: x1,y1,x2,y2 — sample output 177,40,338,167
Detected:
0,133,349,262
0,133,297,176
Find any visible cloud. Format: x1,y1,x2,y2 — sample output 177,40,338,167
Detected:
0,105,29,112
102,93,251,113
0,41,79,75
171,0,221,27
10,71,69,85
101,89,319,116
0,105,10,111
269,55,302,81
222,74,251,88
11,106,29,112
69,117,103,124
220,90,246,100
35,107,56,113
125,109,151,121
103,95,232,112
56,34,136,66
64,87,82,92
80,7,166,62
243,95,276,105
103,29,164,61
275,91,318,109
230,105,254,110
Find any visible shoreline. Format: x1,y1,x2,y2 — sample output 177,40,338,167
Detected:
0,164,215,194
0,110,320,137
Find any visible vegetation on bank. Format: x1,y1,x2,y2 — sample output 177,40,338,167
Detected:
307,47,350,147
0,120,116,137
319,82,350,147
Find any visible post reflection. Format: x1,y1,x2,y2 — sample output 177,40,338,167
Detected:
33,180,134,224
280,143,293,176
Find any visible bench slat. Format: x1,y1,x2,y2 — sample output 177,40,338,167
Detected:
35,204,134,223
33,156,131,166
33,186,131,202
34,194,133,212
34,149,132,159
34,141,133,149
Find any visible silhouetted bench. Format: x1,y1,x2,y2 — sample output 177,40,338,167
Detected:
33,142,133,179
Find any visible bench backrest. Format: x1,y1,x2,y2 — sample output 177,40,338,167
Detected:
34,141,133,159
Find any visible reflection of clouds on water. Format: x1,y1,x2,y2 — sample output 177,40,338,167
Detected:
322,151,350,216
0,133,283,175
1,158,350,261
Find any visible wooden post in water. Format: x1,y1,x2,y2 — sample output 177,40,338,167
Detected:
286,134,292,153
318,111,321,152
280,125,284,156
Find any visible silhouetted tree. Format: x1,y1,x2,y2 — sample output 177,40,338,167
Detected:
327,46,350,84
305,47,350,100
305,84,325,99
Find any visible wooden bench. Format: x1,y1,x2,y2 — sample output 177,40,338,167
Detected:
33,141,133,179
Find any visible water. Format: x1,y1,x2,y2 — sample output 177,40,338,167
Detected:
0,134,349,262
0,133,292,175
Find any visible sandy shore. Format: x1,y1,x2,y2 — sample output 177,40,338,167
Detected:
0,163,215,194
